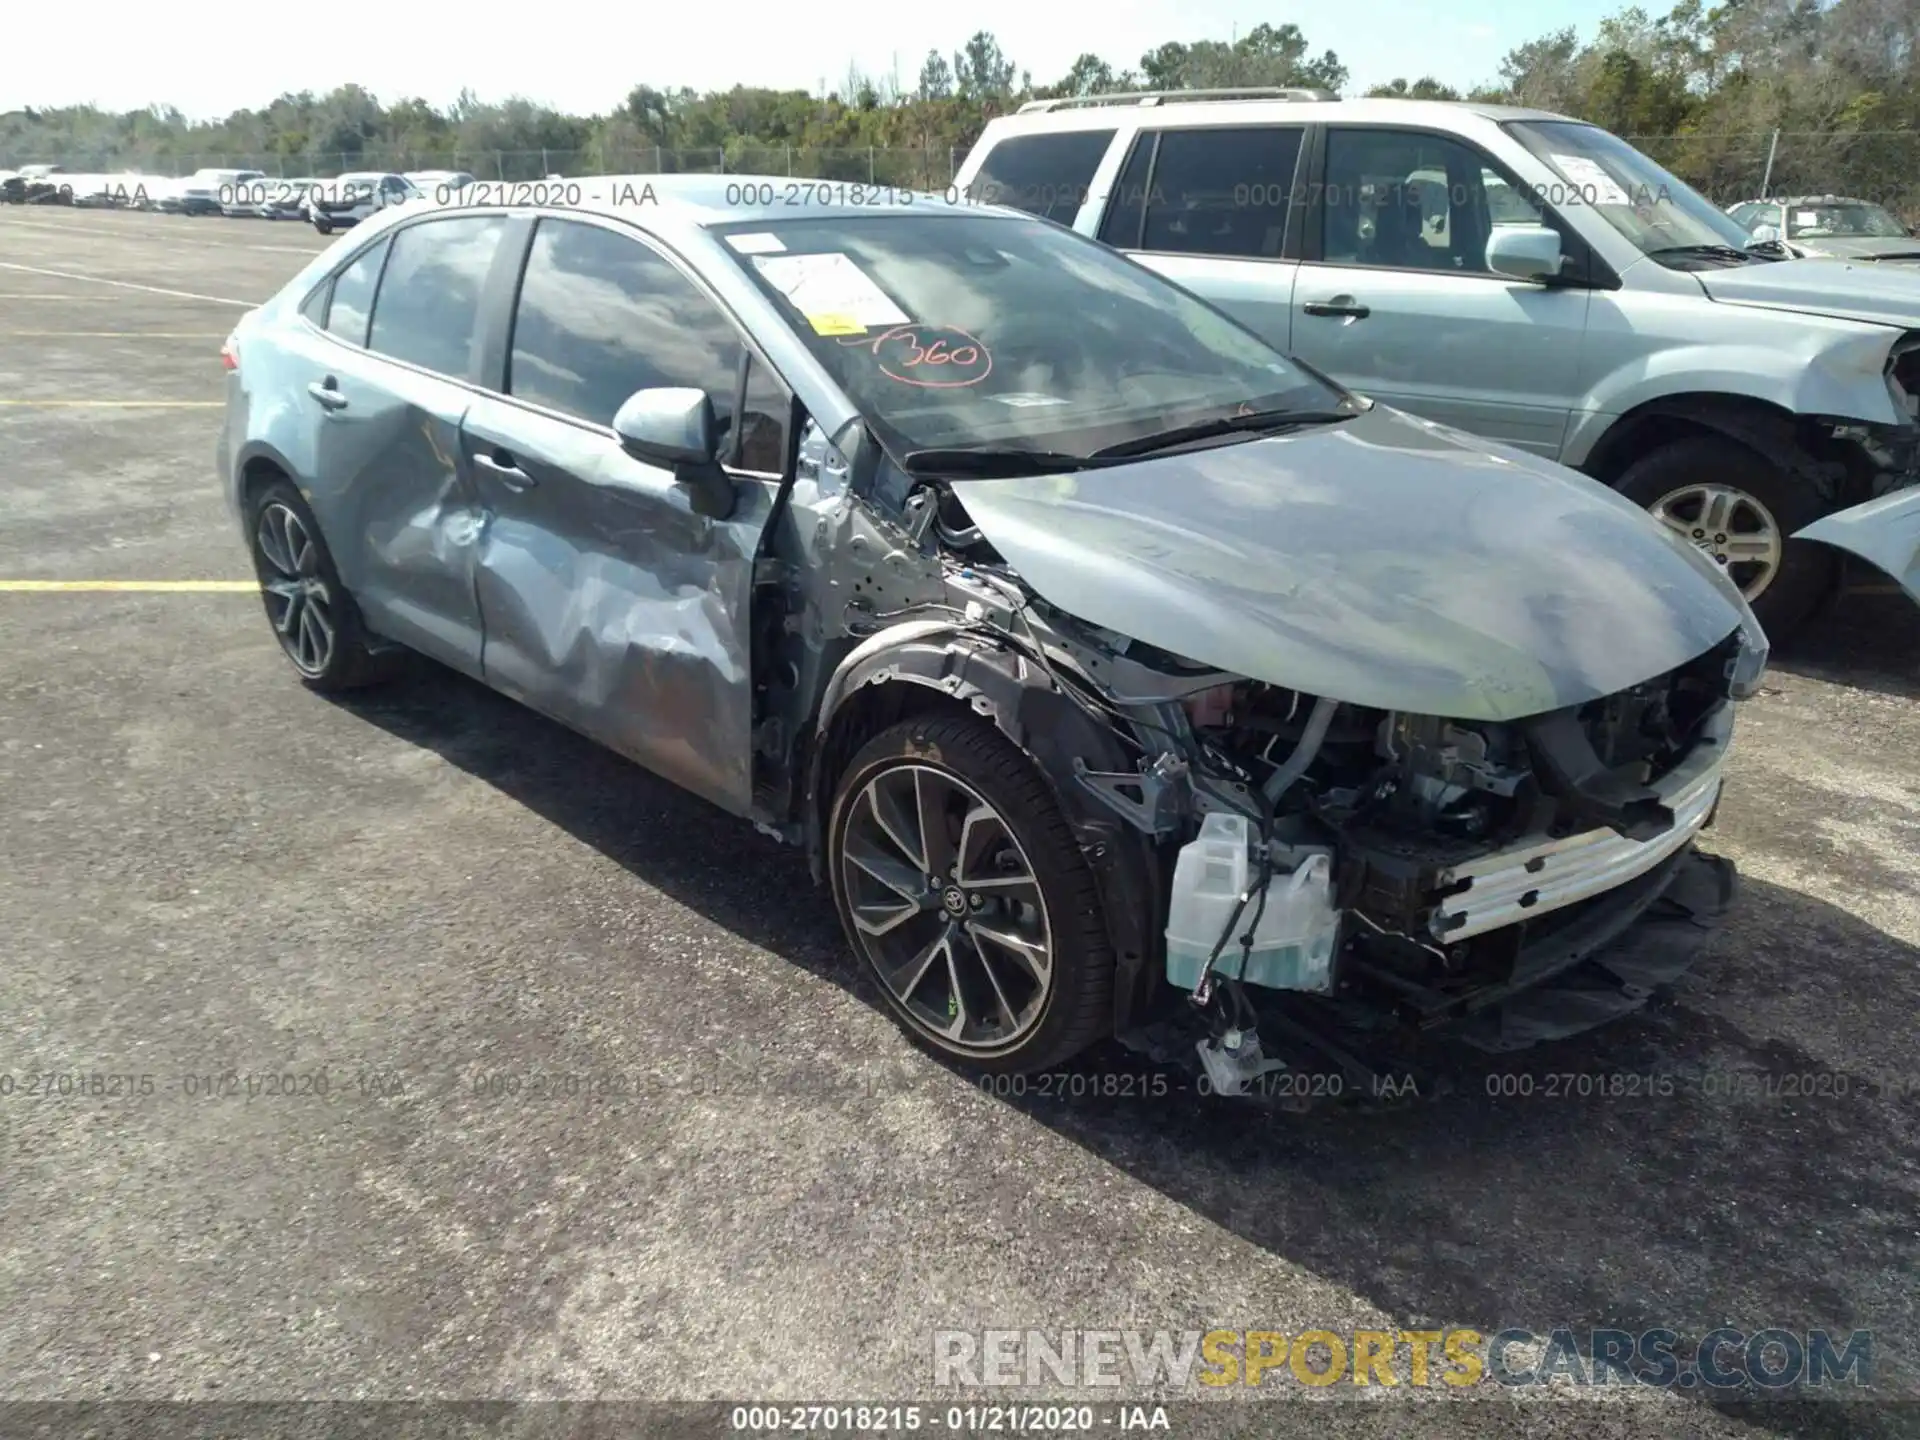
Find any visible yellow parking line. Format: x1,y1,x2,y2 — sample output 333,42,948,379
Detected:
0,400,223,407
0,580,258,592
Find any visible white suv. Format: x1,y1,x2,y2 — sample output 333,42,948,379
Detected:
956,91,1920,636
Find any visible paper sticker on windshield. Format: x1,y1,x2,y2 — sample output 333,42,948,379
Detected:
1794,211,1819,227
753,252,909,332
806,312,867,336
726,232,785,254
1549,155,1633,207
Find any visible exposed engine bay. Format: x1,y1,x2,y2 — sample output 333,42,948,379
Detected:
848,481,1753,1098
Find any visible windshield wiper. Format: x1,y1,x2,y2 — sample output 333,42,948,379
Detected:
900,446,1094,479
1741,238,1791,259
1646,243,1763,266
1089,405,1358,461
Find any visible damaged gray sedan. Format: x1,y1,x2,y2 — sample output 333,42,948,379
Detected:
219,179,1768,1092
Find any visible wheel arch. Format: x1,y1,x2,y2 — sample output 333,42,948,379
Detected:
1575,393,1854,506
805,626,1166,1036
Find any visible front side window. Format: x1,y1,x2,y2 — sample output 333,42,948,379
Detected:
365,216,505,378
1506,120,1758,264
715,212,1339,459
966,130,1113,224
508,217,745,433
1323,130,1541,274
322,235,390,346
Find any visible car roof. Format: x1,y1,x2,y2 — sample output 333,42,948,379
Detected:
564,173,1025,227
982,95,1575,132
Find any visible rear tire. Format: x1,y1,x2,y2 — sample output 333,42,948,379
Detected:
827,713,1115,1074
244,479,396,691
1614,435,1835,639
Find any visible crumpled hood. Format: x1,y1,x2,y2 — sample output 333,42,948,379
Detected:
1696,256,1920,327
957,406,1751,722
1796,489,1920,609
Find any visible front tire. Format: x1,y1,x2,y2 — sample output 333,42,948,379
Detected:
1615,434,1835,638
311,216,332,235
245,479,395,691
827,713,1115,1074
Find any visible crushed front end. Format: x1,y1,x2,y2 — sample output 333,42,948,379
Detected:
931,564,1758,1098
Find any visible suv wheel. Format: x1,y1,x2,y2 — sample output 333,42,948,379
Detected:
311,216,332,235
246,480,396,691
1615,435,1835,637
827,713,1114,1074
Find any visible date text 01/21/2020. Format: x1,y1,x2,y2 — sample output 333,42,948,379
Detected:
728,1404,1170,1433
0,1070,403,1100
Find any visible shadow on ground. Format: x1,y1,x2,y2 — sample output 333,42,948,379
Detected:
1770,587,1920,701
329,664,1919,1437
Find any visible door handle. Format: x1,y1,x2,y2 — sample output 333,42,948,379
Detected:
1303,297,1371,320
306,379,349,411
474,449,536,491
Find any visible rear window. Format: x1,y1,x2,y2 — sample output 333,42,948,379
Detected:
365,216,506,379
320,236,390,345
966,129,1114,224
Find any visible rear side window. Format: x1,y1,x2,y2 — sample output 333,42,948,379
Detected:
1134,127,1304,260
507,217,744,430
967,130,1114,224
366,216,506,378
322,236,390,346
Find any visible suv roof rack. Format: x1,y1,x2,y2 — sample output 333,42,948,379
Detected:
1016,86,1338,115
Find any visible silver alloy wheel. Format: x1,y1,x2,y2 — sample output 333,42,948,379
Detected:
255,502,336,677
839,763,1053,1054
1648,482,1784,601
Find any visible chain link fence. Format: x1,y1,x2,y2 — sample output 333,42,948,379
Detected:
7,147,967,188
13,133,1919,218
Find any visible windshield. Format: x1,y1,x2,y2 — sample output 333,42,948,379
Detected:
1786,201,1907,239
1506,120,1755,261
714,212,1338,458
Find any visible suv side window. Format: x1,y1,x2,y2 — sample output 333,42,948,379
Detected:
321,235,391,346
967,130,1114,224
1109,127,1303,260
508,217,746,437
365,216,505,377
1322,129,1543,275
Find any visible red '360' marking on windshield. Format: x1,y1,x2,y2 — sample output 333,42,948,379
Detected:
871,325,993,388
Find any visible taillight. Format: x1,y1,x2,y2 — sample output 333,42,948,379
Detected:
220,333,239,371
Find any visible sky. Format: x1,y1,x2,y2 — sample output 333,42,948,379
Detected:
5,0,1624,120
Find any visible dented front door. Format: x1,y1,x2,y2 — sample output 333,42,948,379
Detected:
461,394,771,817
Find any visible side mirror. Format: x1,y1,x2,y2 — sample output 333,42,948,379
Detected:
612,387,736,521
1486,224,1565,283
1749,222,1782,244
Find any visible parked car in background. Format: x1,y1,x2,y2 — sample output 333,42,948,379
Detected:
1728,195,1920,262
221,176,275,217
255,178,318,220
217,178,1761,1087
406,169,475,199
303,172,421,233
955,92,1920,638
160,168,265,215
1798,490,1920,613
